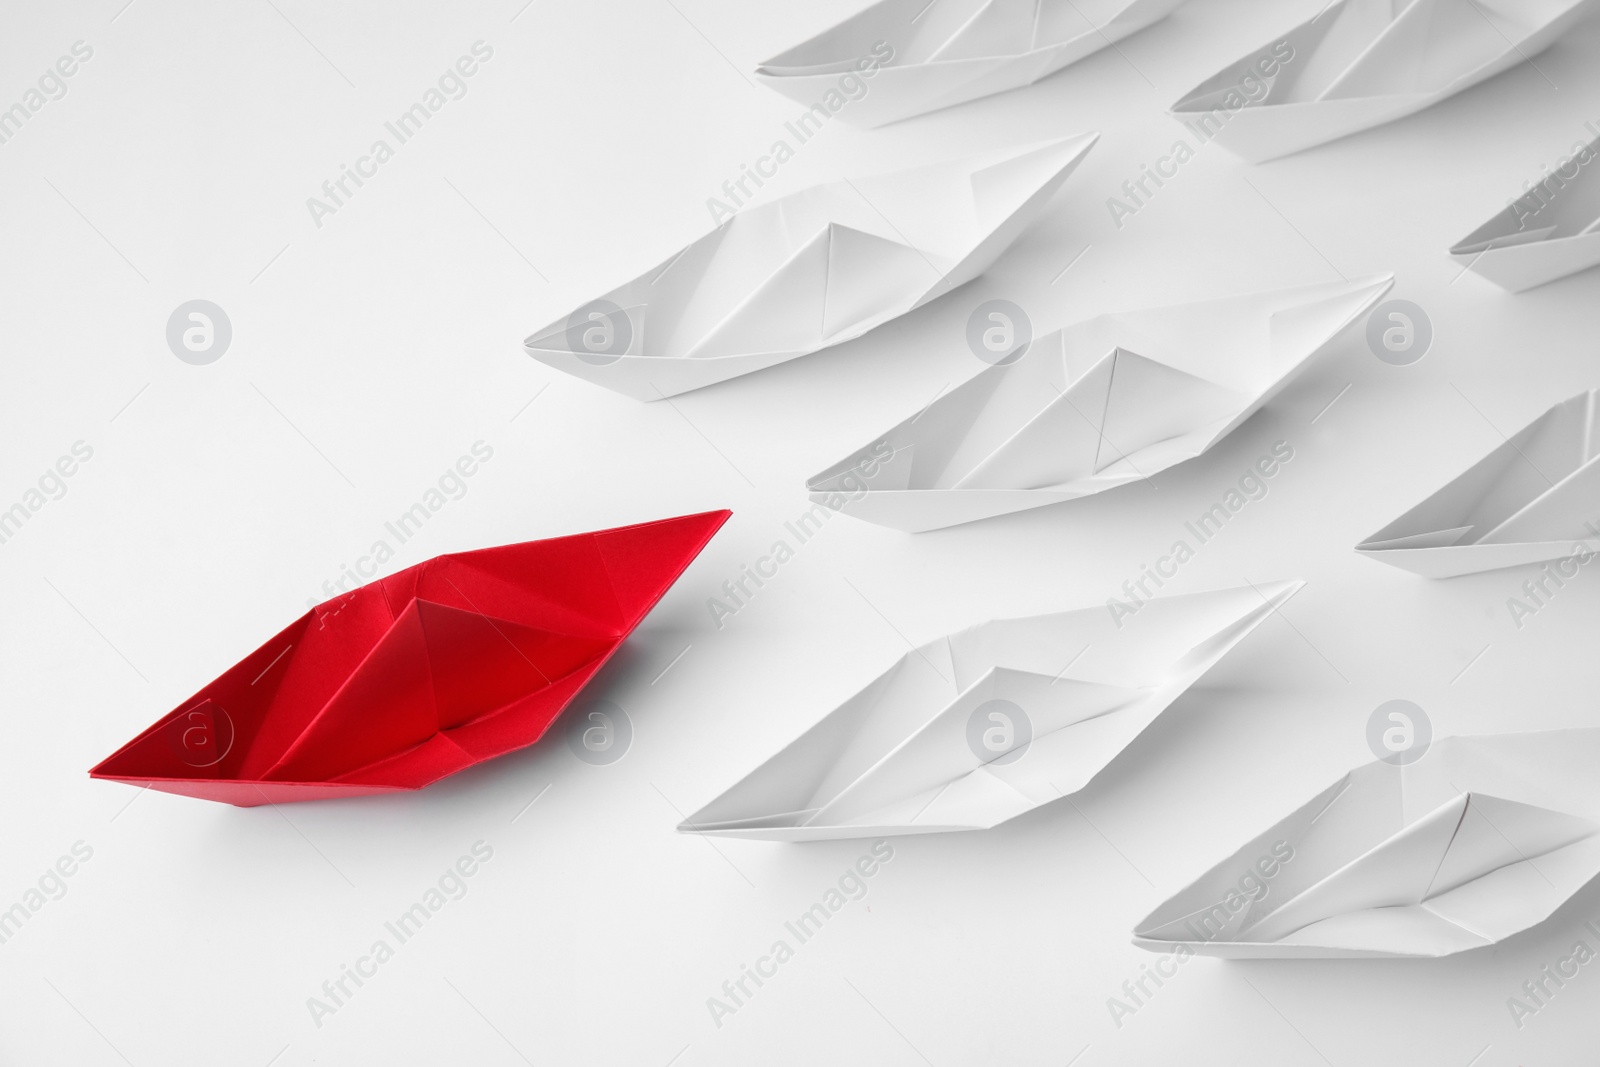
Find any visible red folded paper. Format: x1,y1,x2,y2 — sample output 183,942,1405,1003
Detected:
90,510,730,806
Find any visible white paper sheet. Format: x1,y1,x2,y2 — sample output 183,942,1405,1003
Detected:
1134,730,1600,958
1171,0,1598,163
807,275,1392,532
679,581,1300,840
756,0,1187,128
1357,389,1600,577
523,134,1097,400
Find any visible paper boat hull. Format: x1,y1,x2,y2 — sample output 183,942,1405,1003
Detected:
524,136,1097,400
681,821,976,842
1356,539,1588,578
1170,0,1595,163
811,487,1090,533
681,581,1301,840
1176,94,1429,164
90,511,730,806
808,275,1391,532
100,779,404,807
1451,230,1600,293
1134,731,1600,958
1356,390,1600,578
756,0,1185,128
525,348,806,403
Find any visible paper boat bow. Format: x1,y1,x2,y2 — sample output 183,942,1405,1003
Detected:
523,135,1097,400
808,275,1392,532
1171,0,1598,163
1451,130,1600,292
680,581,1299,840
755,0,1186,128
1135,730,1600,958
90,511,730,806
1357,390,1600,577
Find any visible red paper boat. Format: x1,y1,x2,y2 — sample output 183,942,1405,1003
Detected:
90,511,730,806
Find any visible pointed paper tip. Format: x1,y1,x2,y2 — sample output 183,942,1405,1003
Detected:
684,508,733,532
1256,577,1307,606
641,509,733,536
1051,130,1100,158
1355,271,1397,295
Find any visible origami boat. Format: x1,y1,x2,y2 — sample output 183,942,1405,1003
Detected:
808,275,1392,532
90,511,730,806
1134,730,1600,958
1451,130,1600,292
523,135,1098,401
679,580,1300,840
1171,0,1599,163
755,0,1186,128
1357,390,1600,578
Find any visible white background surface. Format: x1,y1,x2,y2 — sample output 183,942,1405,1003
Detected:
5,1,1600,1063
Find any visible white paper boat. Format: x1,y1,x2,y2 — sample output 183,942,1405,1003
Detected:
1135,730,1600,958
1450,131,1600,292
807,275,1392,533
679,581,1300,841
523,135,1097,401
1357,390,1600,578
755,0,1187,129
1171,0,1599,163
